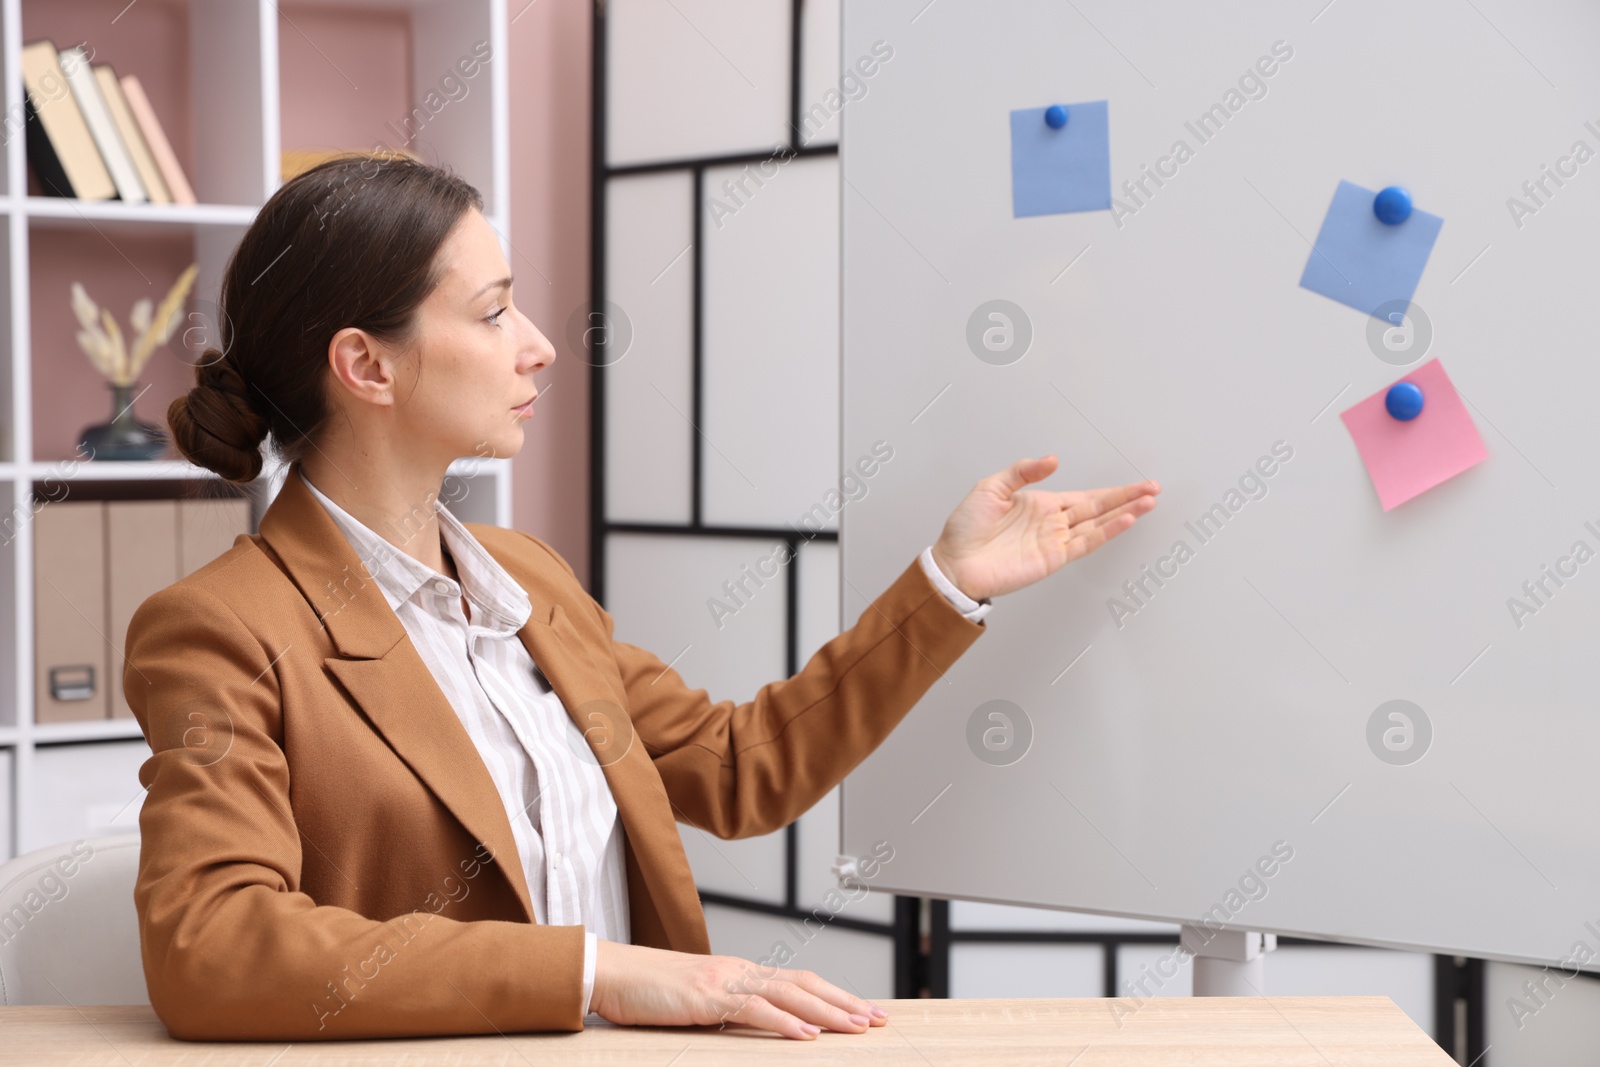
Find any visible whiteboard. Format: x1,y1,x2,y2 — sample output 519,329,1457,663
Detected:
840,0,1600,970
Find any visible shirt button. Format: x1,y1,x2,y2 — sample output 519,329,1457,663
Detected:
433,580,452,594
550,850,561,871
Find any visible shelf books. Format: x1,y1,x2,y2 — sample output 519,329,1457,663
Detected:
22,39,196,205
21,40,112,199
59,45,144,202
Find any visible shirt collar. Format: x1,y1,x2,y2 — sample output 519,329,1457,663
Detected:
298,469,532,634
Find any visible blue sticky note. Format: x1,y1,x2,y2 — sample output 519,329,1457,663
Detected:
1009,101,1111,217
1299,180,1444,318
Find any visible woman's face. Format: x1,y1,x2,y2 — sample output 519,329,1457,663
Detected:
394,207,554,463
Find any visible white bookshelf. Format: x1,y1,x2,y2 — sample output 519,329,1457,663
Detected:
0,0,513,861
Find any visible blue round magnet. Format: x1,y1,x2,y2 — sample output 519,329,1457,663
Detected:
1374,186,1413,225
1045,104,1069,129
1386,381,1424,421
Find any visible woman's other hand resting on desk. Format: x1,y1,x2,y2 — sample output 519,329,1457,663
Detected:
591,941,886,1039
929,455,1160,602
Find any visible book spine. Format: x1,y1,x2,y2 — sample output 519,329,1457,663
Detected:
120,75,195,205
23,91,76,197
95,66,169,204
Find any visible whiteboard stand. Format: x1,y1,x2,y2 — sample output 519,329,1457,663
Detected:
1181,926,1278,996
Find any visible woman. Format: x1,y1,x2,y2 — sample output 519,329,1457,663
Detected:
129,156,1159,1042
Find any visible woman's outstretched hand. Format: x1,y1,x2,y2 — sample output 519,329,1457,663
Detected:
590,941,886,1040
930,455,1160,603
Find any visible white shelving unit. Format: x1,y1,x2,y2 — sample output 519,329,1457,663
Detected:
1,0,512,861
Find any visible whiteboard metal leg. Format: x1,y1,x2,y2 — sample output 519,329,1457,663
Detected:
1180,925,1277,996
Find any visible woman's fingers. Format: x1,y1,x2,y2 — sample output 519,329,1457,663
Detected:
1060,480,1161,520
711,966,876,1040
722,992,818,1040
780,969,887,1026
719,986,862,1040
1083,492,1159,530
1062,506,1146,562
753,975,871,1034
1060,488,1157,535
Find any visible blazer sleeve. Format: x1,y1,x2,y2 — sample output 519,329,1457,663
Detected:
123,582,588,1041
522,533,987,840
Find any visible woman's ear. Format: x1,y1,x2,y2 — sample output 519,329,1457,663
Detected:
327,327,396,408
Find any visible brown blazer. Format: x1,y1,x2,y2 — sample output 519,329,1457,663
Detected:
123,467,985,1040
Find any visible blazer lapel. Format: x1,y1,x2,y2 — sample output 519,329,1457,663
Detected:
320,653,537,923
257,467,536,925
513,599,710,954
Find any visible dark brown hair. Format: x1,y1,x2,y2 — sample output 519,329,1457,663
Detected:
168,155,484,483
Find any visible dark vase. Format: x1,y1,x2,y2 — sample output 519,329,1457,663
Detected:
78,381,167,461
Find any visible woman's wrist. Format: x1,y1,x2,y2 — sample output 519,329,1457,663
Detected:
928,542,985,604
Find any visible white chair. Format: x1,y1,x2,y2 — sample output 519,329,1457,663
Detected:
0,833,148,1006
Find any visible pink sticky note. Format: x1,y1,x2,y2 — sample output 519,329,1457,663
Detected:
1340,359,1488,511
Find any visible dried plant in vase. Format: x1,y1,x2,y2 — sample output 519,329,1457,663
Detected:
72,263,198,460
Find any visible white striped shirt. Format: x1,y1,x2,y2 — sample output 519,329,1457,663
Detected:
301,471,627,1015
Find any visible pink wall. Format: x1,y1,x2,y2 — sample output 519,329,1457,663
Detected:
505,0,592,586
28,0,594,586
277,6,412,154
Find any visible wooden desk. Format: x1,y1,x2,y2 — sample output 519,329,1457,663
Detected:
6,997,1454,1064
